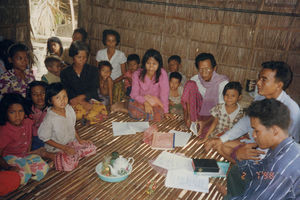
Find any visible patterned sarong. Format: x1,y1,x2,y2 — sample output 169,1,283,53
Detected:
181,80,203,121
4,154,49,185
128,99,164,122
55,141,97,172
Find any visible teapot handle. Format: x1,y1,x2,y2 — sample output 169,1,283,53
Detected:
127,157,134,166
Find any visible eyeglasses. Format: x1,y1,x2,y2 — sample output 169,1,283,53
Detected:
199,67,212,73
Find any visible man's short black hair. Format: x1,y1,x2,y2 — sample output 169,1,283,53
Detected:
195,53,216,69
223,81,243,96
168,55,181,64
261,61,292,90
169,72,182,83
127,54,140,64
246,98,290,131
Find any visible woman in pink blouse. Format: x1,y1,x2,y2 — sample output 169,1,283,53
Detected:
129,49,169,121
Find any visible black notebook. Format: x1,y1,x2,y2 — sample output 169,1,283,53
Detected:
192,159,220,173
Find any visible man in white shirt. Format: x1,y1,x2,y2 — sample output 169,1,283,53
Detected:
206,61,300,159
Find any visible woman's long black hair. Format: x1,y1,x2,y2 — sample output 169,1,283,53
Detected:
139,49,163,83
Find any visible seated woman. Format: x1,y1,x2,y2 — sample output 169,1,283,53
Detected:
60,41,99,110
129,49,169,121
182,53,228,138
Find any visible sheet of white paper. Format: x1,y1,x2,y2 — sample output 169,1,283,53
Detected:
165,169,209,193
169,130,192,147
112,122,134,136
152,151,194,171
190,122,198,136
128,122,149,132
112,122,150,136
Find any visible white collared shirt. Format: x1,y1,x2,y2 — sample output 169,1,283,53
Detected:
96,48,126,80
220,90,300,143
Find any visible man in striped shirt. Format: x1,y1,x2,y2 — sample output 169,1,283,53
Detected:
230,99,300,199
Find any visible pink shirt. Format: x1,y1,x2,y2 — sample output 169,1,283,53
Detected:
124,71,133,89
0,118,33,157
31,106,47,137
130,68,169,113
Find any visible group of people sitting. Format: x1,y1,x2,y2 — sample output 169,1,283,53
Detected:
0,27,299,199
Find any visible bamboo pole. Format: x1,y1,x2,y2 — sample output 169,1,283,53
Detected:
70,0,75,30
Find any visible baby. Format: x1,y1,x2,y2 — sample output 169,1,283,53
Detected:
41,55,62,84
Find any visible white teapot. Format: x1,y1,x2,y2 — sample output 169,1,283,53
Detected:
108,156,134,176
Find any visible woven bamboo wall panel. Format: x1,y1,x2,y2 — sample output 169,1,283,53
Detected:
220,26,254,47
252,50,287,70
0,0,31,46
163,18,187,37
188,22,221,43
217,46,252,68
189,41,218,60
255,29,291,50
80,0,300,103
288,54,300,74
289,32,300,51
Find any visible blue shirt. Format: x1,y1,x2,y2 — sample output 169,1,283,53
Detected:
220,91,300,143
232,137,300,200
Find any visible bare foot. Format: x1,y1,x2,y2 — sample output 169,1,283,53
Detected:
215,183,227,196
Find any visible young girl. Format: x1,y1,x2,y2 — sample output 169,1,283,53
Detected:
26,81,49,150
203,82,244,141
129,49,170,121
96,29,127,103
98,61,113,106
38,83,97,171
0,43,35,99
0,93,49,185
47,37,63,57
169,72,183,115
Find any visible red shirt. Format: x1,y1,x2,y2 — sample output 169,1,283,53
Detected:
0,118,33,157
31,106,47,137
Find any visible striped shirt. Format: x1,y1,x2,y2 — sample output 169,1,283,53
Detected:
232,137,300,200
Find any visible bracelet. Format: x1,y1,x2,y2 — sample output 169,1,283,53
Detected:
231,144,245,160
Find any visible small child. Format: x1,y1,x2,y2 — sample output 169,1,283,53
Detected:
203,82,244,140
167,55,187,86
96,29,127,103
38,83,96,171
124,54,140,96
98,61,113,106
26,81,49,150
46,37,63,57
41,55,62,84
169,72,183,115
0,43,35,99
0,93,49,185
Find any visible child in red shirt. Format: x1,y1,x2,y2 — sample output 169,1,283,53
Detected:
0,93,49,185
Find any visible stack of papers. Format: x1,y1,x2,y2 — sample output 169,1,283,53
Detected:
112,122,149,136
152,151,209,193
152,151,229,193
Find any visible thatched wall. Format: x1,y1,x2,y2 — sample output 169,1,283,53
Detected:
0,0,31,46
79,0,300,103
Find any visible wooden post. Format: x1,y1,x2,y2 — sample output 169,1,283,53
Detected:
70,0,75,30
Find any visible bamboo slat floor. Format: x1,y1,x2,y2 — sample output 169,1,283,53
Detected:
2,112,227,200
